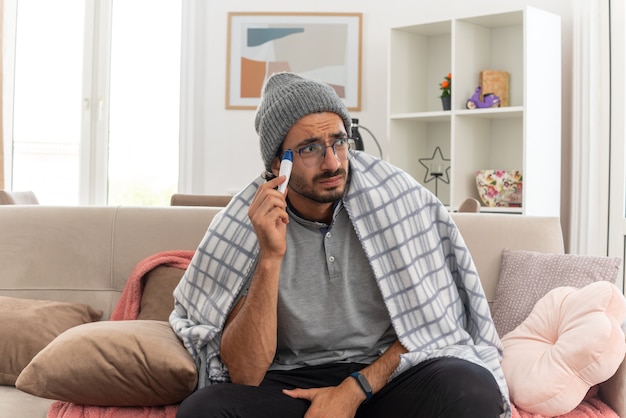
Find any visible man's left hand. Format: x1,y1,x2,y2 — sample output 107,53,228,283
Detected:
282,379,365,418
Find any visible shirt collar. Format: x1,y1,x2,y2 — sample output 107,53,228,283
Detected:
286,199,344,230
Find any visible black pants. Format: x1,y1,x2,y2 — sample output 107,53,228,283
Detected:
176,357,504,418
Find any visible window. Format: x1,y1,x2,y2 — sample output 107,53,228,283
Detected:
108,0,181,205
9,0,84,205
4,0,181,205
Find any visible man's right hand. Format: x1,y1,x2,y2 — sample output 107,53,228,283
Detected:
248,176,289,259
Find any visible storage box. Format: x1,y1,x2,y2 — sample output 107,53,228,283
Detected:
480,70,509,107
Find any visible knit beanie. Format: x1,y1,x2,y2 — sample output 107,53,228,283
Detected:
255,72,352,172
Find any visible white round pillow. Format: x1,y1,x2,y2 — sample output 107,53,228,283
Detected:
501,281,626,416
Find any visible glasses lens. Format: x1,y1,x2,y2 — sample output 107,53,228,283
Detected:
297,139,355,167
298,144,324,167
333,138,353,160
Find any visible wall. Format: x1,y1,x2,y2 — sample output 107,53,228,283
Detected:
182,1,574,235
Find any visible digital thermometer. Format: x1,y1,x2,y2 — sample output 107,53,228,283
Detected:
276,150,293,194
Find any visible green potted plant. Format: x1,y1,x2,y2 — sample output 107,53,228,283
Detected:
439,73,451,110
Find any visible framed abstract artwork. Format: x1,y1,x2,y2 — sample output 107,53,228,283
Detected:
226,12,362,110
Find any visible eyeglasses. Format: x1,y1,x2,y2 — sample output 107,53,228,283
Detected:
289,138,356,168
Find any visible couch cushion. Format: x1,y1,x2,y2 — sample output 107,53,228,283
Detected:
0,296,102,385
16,320,197,406
492,249,620,337
501,281,626,416
137,265,185,321
0,385,55,418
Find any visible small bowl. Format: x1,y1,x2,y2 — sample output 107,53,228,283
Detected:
475,170,523,207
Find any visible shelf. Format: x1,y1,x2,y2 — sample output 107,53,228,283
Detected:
389,112,452,122
479,207,523,214
455,106,523,119
388,6,561,216
391,106,523,121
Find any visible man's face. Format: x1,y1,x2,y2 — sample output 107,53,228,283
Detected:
272,112,350,205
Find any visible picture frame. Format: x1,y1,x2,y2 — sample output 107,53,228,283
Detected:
226,12,362,110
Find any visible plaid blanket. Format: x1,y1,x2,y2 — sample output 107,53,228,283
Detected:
170,152,511,417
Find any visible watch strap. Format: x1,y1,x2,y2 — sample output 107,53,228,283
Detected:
349,371,373,403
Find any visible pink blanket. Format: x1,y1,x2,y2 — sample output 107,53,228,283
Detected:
48,403,179,418
47,250,194,418
511,386,619,418
110,250,194,321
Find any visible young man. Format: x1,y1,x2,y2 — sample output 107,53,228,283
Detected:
171,72,510,418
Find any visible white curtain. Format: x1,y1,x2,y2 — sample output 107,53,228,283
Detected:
178,0,210,194
0,0,4,190
569,0,611,255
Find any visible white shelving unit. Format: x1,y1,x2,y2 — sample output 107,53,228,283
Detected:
388,7,561,215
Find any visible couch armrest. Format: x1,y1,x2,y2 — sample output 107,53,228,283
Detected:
599,355,626,417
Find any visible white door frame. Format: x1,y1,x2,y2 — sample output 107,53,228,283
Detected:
608,0,626,292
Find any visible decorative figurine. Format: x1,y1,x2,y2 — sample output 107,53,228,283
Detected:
418,146,450,200
466,86,501,109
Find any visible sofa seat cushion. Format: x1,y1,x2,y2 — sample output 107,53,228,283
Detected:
0,296,102,385
16,320,197,406
493,249,621,337
501,281,626,416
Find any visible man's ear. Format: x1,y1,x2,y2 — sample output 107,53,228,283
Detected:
270,156,281,178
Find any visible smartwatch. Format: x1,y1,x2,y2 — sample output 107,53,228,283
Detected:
350,372,373,403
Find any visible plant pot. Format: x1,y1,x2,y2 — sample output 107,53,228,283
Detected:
441,96,451,111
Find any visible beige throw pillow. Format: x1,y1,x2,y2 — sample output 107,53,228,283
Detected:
0,296,102,385
492,249,621,337
16,320,197,406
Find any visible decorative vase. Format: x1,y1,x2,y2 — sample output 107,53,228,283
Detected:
475,169,523,207
441,95,451,111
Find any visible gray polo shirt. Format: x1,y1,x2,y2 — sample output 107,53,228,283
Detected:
269,201,397,371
